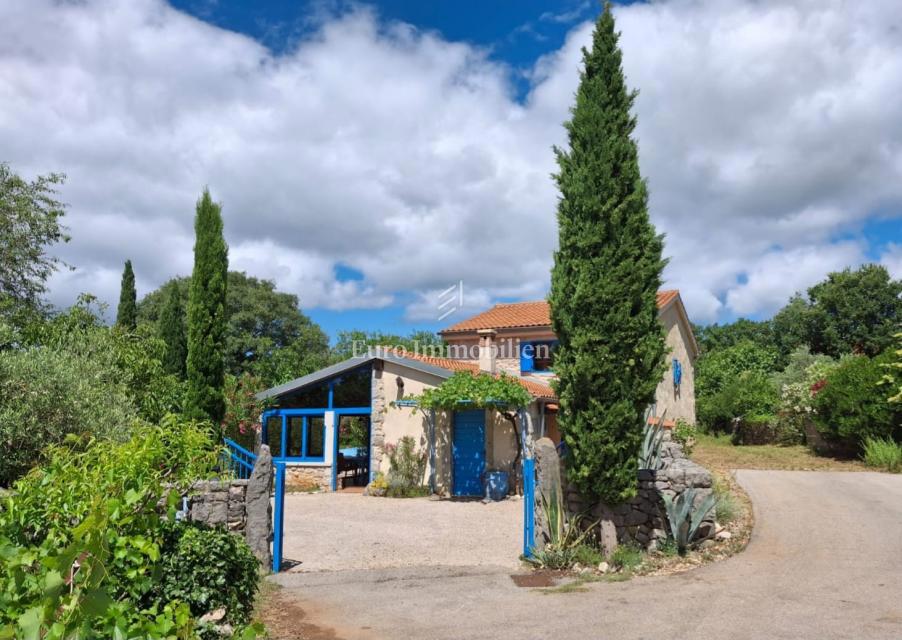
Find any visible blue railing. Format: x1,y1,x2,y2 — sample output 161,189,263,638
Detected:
223,438,257,480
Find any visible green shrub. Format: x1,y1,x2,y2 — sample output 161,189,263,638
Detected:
771,349,839,445
672,419,698,455
384,436,427,496
713,480,739,525
0,417,234,639
861,437,902,473
154,520,260,626
813,352,900,449
0,340,137,485
731,413,778,445
609,543,643,571
698,370,779,434
572,543,604,568
696,340,779,401
662,488,717,555
526,486,596,570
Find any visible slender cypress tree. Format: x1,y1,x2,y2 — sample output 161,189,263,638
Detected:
185,189,228,422
158,280,187,379
115,259,137,330
549,4,666,505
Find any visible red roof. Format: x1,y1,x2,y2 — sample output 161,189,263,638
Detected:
441,290,681,334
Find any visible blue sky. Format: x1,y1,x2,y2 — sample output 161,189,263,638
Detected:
2,0,900,343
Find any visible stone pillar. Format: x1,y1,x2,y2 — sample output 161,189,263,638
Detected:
370,363,385,479
533,437,561,547
244,444,273,567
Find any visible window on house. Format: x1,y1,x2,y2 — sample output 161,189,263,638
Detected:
520,340,558,374
263,413,327,461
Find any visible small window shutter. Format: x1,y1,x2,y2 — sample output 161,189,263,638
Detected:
520,341,534,372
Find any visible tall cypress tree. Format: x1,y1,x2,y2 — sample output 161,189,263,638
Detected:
549,5,666,505
116,259,137,330
158,280,187,379
185,189,228,422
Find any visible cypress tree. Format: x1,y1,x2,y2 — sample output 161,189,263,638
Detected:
158,280,187,378
549,4,666,505
115,259,137,330
185,189,228,422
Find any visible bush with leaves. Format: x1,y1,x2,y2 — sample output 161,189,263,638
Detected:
0,324,136,485
383,436,428,497
697,370,779,434
222,373,271,450
0,416,262,639
813,351,901,450
672,419,698,455
153,520,260,628
770,349,839,445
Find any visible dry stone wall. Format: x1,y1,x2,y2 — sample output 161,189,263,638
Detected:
535,434,716,551
185,445,274,567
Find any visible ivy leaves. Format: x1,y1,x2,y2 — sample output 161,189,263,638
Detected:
412,371,532,411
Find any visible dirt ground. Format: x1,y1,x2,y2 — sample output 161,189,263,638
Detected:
279,492,522,573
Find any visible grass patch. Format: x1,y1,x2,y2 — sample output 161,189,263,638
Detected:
713,478,739,525
862,437,902,473
691,433,866,472
572,543,604,568
609,543,643,571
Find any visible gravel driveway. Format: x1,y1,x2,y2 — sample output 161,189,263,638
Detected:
272,471,902,640
280,492,522,572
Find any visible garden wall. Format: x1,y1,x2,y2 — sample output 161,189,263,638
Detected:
184,445,274,567
535,435,715,551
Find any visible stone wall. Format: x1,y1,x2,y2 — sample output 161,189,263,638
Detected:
535,435,715,552
186,445,274,567
285,465,331,491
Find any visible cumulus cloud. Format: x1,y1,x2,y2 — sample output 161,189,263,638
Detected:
1,0,900,326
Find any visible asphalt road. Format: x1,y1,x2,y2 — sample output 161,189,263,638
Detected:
271,470,902,640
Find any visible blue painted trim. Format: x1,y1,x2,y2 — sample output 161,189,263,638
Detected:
223,438,257,479
331,411,338,491
327,381,334,409
272,461,285,573
522,457,535,558
279,413,287,461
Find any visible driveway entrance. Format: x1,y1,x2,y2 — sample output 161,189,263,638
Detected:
279,492,521,573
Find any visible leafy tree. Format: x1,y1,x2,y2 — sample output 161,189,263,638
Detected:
157,281,187,378
0,163,69,318
813,351,901,448
185,189,229,423
139,271,329,386
695,340,779,400
880,332,901,404
116,259,137,330
771,294,810,360
333,329,445,360
805,264,901,358
694,318,774,355
548,5,666,504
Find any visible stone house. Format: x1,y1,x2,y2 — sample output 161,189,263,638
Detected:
256,289,697,496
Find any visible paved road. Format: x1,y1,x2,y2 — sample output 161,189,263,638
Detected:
271,471,902,640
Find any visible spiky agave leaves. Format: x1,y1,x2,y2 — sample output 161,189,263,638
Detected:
638,410,667,470
662,487,717,555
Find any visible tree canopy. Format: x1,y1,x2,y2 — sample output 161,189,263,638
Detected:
0,163,69,319
548,5,666,504
139,271,329,387
185,189,229,423
115,259,137,330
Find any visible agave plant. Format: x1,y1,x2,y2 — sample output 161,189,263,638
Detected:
638,410,667,470
662,487,717,555
527,485,598,569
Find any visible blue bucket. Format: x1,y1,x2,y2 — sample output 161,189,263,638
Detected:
485,471,509,501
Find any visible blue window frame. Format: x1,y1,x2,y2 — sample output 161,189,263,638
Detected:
520,340,558,374
262,410,327,462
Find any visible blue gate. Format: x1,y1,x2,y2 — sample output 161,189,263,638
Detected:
452,410,486,496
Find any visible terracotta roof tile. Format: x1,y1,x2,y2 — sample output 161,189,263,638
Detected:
440,290,681,334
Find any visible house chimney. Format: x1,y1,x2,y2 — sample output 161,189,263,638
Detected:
477,329,497,374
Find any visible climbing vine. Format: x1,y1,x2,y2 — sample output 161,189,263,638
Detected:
409,371,532,411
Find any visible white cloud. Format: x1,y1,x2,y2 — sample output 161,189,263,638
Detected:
1,0,901,327
880,243,902,280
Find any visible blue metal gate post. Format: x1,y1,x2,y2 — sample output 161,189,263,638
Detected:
522,457,535,558
272,461,286,573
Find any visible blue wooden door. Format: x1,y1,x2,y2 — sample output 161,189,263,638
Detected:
453,410,486,496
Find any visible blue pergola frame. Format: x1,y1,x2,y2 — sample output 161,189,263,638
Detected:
261,369,372,491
